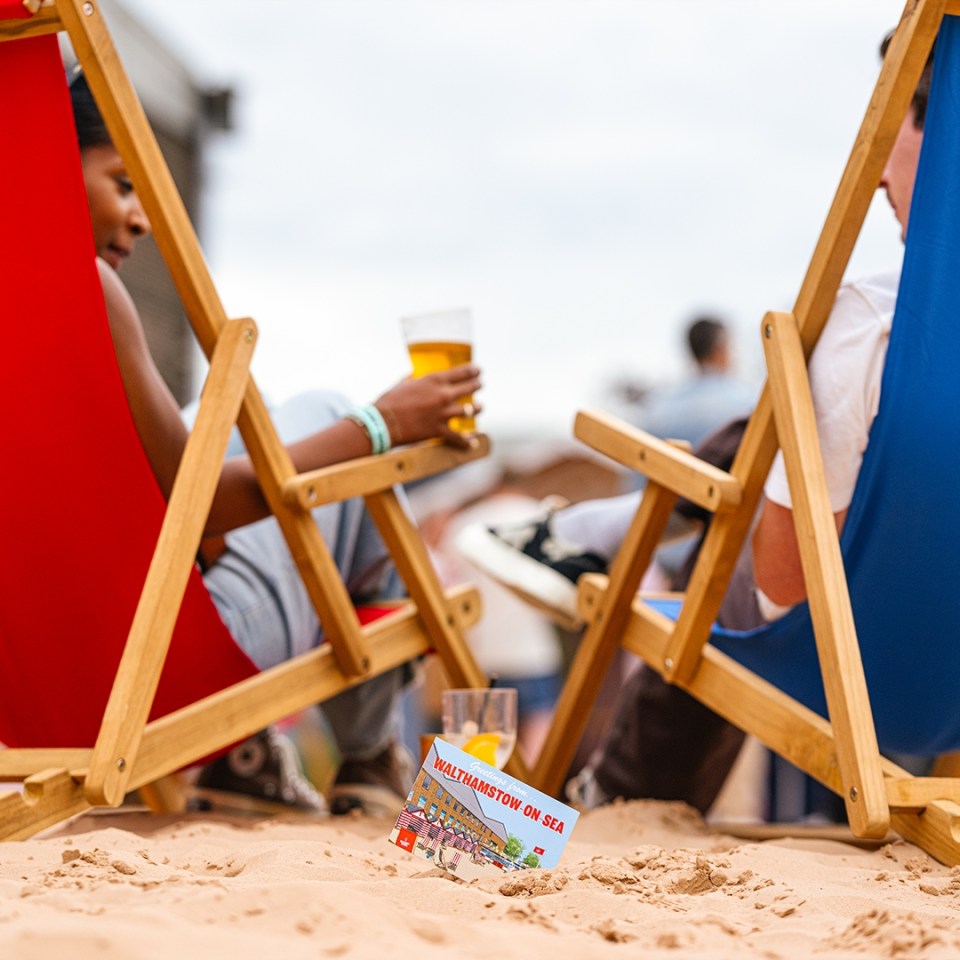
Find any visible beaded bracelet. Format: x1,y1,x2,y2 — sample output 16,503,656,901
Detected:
344,403,392,455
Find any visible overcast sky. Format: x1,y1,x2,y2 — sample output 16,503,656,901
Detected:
118,0,908,440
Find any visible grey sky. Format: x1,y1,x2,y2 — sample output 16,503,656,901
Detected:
118,0,907,438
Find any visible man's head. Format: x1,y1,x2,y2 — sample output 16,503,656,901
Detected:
69,69,150,269
687,316,730,372
879,30,934,239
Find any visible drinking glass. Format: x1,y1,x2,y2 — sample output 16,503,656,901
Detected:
400,308,475,433
440,687,517,769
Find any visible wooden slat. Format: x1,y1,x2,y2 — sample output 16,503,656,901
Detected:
0,748,91,780
56,0,377,678
123,586,482,790
137,774,188,814
59,0,366,680
581,577,846,794
285,436,490,509
364,493,488,688
362,489,531,785
762,311,888,837
663,389,776,683
532,480,678,795
0,0,59,40
887,778,960,809
574,410,741,513
933,753,960,776
578,574,847,790
85,318,257,807
0,769,90,841
891,800,960,866
712,821,895,849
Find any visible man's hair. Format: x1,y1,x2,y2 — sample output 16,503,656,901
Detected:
68,68,111,149
880,30,934,130
686,316,727,365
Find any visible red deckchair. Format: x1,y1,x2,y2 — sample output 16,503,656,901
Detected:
0,0,523,840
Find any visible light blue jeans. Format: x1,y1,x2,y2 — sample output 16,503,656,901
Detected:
199,390,406,760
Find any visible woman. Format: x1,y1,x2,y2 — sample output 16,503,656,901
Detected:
71,69,481,815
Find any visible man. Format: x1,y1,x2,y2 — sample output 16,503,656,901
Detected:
460,33,931,813
580,60,925,809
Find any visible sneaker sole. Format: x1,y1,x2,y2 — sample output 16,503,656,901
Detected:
329,782,408,818
454,524,583,631
189,786,329,818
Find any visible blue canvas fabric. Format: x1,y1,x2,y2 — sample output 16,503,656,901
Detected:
652,16,960,757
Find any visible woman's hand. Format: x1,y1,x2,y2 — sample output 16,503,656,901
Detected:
375,363,482,448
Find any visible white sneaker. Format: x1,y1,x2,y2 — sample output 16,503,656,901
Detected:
565,766,610,810
454,501,608,631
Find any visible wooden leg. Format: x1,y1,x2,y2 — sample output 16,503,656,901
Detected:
932,753,960,778
137,773,187,814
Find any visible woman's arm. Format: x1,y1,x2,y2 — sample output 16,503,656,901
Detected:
99,260,482,536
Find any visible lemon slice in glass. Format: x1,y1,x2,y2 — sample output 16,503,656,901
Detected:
462,733,501,766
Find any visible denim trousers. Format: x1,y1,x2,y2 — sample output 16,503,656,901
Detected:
200,389,406,760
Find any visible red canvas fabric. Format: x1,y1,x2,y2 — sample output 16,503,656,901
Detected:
0,2,32,20
0,36,262,747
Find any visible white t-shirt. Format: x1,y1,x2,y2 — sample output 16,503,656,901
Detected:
756,270,898,623
764,270,899,511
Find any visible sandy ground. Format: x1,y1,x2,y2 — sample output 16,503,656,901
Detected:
1,799,959,959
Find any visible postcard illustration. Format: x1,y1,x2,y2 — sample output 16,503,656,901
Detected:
388,737,579,881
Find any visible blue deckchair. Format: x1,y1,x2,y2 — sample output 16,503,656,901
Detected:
534,0,960,865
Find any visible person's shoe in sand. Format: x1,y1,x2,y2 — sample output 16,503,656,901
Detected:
565,766,611,810
193,727,328,815
329,741,415,817
453,497,607,631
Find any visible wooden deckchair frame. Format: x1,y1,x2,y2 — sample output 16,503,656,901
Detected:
530,0,960,866
0,0,529,841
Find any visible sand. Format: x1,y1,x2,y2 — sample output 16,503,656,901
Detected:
1,800,959,959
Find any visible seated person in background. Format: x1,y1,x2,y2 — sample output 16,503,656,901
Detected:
628,314,756,450
630,315,756,587
457,316,755,629
71,67,481,816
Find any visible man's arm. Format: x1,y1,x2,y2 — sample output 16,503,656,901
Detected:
752,500,847,607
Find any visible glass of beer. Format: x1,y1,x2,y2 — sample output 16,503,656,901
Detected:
400,308,475,433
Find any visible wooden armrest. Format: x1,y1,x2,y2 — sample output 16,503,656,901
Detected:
283,435,491,510
574,410,741,513
0,748,91,780
0,0,60,39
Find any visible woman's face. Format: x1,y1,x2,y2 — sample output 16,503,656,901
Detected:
81,143,151,270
